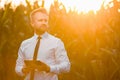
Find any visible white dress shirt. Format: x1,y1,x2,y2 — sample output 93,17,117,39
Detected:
15,32,70,80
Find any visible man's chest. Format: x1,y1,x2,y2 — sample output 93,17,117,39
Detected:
23,40,57,63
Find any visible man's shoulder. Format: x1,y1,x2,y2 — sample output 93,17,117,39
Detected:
21,36,34,46
48,33,61,41
47,33,64,44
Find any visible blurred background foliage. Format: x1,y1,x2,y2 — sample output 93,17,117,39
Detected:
0,0,120,80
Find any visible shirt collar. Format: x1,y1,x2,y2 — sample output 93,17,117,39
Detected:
33,32,48,40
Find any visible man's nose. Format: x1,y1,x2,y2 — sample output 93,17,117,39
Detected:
42,20,47,24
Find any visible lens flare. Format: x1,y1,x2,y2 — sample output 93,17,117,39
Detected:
0,0,113,13
58,0,113,13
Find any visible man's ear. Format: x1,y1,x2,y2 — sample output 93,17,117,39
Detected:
30,22,34,28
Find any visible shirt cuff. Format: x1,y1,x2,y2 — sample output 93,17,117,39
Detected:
50,65,59,74
17,66,25,76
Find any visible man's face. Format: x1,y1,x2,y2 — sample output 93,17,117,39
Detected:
31,12,49,34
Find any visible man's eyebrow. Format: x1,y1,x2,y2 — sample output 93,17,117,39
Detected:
38,19,48,21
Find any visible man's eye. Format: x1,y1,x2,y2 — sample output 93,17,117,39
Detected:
39,20,42,22
44,19,47,22
38,19,47,22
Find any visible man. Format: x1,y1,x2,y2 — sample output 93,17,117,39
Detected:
15,8,70,80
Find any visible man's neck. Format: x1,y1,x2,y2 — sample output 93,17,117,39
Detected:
35,31,45,36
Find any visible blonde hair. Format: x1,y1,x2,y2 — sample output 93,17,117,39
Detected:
30,8,48,22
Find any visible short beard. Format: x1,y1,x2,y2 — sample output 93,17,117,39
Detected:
35,28,46,35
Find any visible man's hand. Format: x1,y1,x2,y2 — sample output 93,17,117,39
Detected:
22,60,38,75
23,60,50,73
22,67,33,75
36,61,50,72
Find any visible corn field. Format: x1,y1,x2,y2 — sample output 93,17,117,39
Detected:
0,0,120,80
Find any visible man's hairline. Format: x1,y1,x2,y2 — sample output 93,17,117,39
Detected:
30,8,48,22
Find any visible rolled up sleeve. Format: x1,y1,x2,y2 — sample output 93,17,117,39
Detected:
15,46,25,76
50,39,70,74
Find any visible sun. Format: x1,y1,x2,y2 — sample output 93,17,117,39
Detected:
0,0,113,13
58,0,113,13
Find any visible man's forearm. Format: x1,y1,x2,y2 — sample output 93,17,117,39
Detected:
50,62,70,74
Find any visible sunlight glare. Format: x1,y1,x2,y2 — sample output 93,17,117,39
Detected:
0,1,5,9
118,9,120,12
0,0,113,13
44,0,54,12
103,0,113,9
58,0,113,13
11,0,27,9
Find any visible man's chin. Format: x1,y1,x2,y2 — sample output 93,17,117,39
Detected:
36,29,46,35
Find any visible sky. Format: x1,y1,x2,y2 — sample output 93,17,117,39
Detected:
0,0,115,13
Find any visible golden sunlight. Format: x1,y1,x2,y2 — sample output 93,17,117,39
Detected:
0,0,113,13
58,0,113,13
